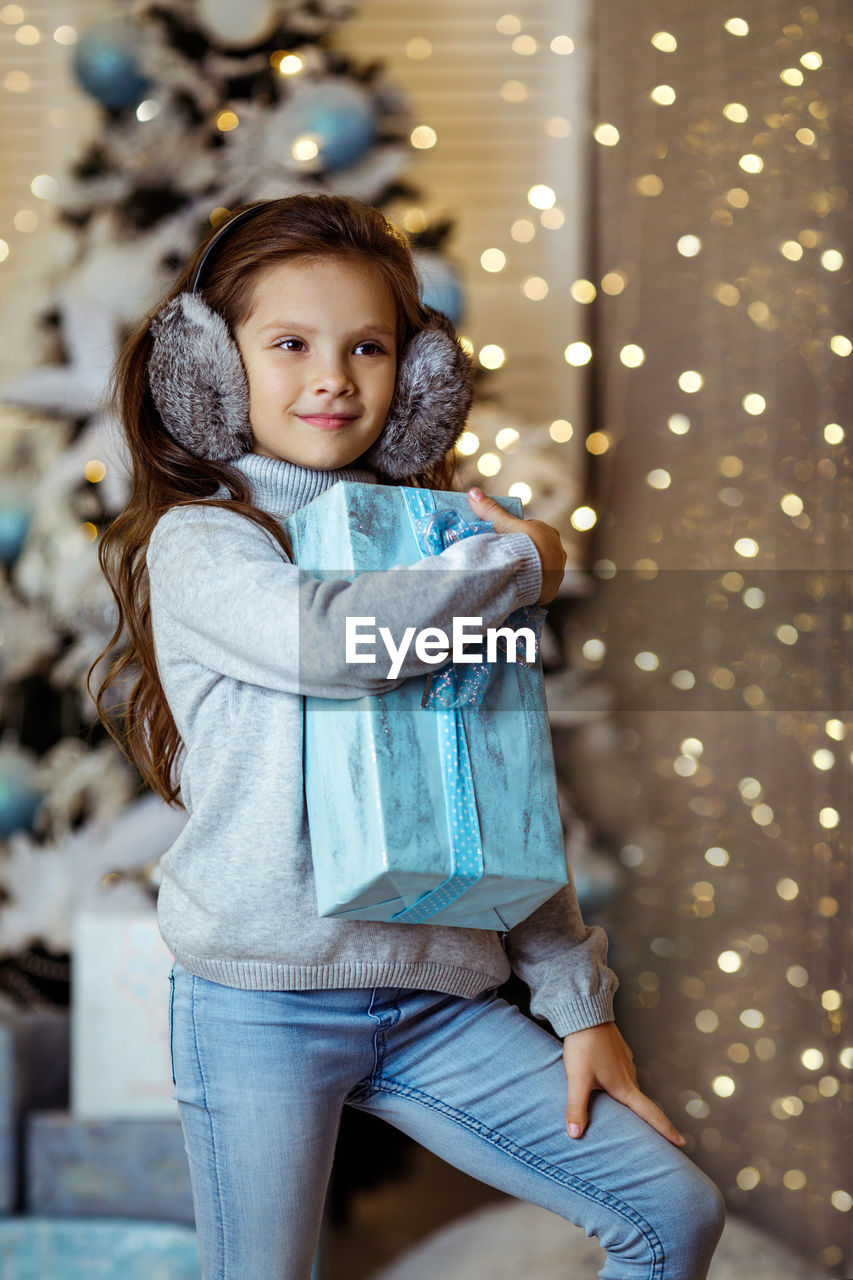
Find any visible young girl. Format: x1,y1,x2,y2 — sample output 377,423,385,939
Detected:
91,193,725,1280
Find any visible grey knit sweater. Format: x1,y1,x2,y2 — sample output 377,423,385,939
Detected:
146,451,618,1037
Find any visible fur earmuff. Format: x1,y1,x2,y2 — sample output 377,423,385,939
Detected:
359,306,473,480
147,294,472,477
148,293,254,463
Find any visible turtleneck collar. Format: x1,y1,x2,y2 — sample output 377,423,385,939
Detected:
223,451,379,517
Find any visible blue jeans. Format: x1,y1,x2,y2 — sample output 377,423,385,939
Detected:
168,962,725,1279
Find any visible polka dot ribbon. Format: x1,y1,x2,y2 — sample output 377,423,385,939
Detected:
387,489,495,924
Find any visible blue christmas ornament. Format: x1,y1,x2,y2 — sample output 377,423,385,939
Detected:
0,748,43,838
72,18,153,111
0,497,32,565
412,251,466,326
289,81,377,172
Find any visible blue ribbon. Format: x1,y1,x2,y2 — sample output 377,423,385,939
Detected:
420,600,544,709
413,505,546,710
387,489,544,924
387,490,484,922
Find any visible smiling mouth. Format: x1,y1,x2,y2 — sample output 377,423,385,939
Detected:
296,413,359,431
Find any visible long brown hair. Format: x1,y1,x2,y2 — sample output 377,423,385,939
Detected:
87,193,459,807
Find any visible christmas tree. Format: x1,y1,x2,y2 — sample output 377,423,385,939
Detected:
0,0,494,1003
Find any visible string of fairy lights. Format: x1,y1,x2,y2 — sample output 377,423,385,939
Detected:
547,8,848,1272
583,9,846,575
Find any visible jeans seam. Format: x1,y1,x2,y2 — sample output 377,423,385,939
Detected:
168,969,176,1087
191,972,229,1280
365,989,401,1095
372,1074,665,1280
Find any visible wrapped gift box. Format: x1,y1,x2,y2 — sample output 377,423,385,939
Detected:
24,1111,194,1223
285,483,568,930
71,909,176,1120
0,1216,201,1280
0,1007,69,1214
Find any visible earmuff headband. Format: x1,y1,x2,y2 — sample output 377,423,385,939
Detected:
190,202,277,294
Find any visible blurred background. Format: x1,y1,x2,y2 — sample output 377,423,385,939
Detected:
0,2,849,1278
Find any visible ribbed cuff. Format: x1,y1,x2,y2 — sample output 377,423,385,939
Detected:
538,988,617,1037
500,532,542,605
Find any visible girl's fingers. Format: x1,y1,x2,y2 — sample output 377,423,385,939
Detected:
467,488,517,532
620,1084,686,1148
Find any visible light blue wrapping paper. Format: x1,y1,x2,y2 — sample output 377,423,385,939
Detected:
285,482,569,930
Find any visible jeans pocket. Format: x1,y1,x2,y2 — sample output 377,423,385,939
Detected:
168,965,176,1087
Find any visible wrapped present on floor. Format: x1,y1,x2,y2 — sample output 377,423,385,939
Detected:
24,1111,193,1223
71,909,176,1120
285,483,568,930
0,1006,69,1214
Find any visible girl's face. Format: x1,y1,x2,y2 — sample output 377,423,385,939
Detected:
234,255,399,470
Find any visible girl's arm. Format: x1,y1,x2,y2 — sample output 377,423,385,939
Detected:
500,878,619,1038
146,501,543,700
503,868,687,1149
499,880,691,1147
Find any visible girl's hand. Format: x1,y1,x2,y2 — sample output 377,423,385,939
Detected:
562,1022,686,1148
467,488,567,605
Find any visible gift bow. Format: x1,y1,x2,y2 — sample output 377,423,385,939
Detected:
411,506,547,709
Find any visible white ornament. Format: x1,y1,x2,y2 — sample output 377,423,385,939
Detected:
196,0,278,47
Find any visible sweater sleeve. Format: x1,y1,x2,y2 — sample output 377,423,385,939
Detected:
146,503,542,699
502,873,620,1038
